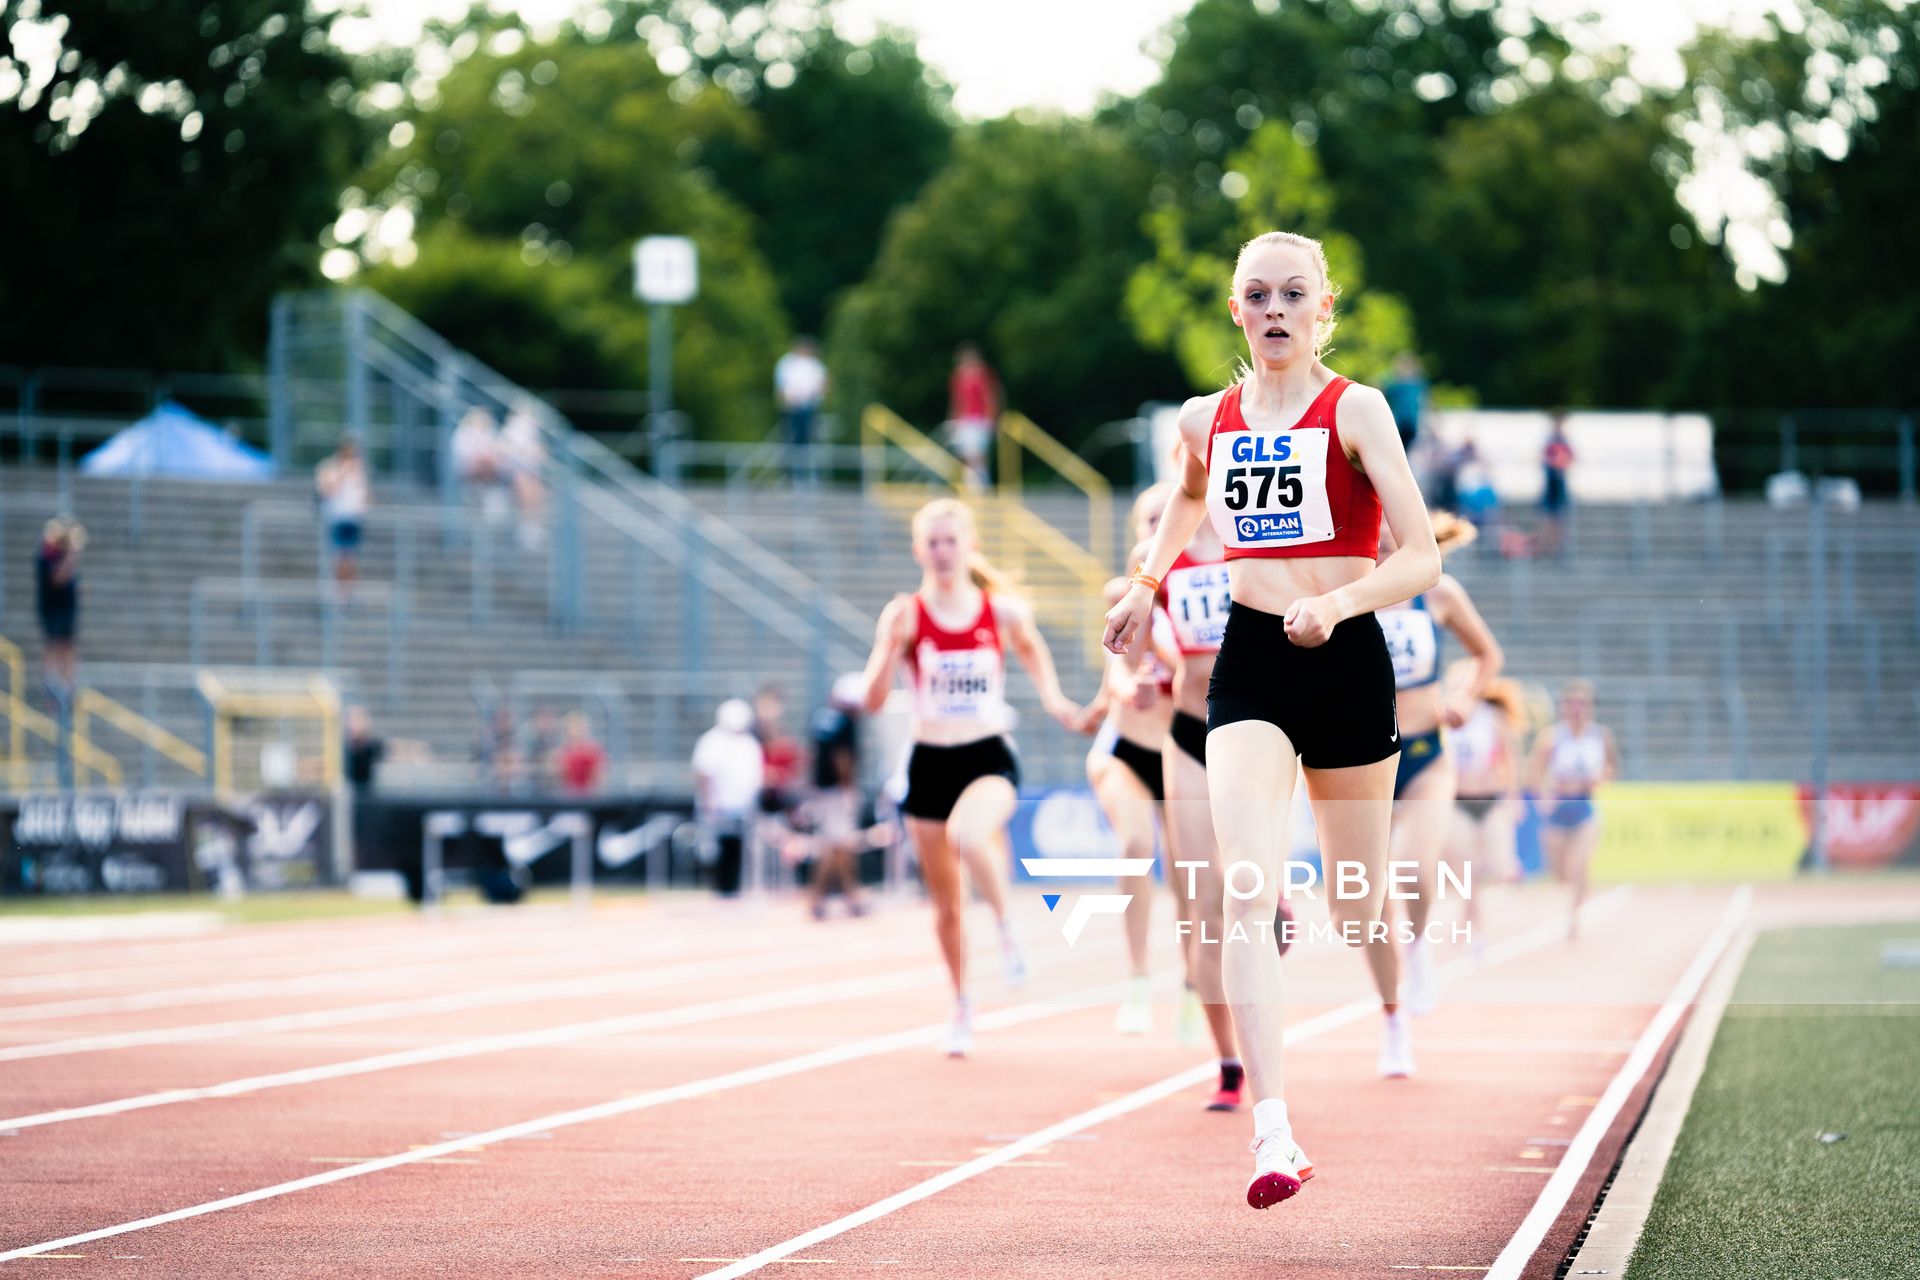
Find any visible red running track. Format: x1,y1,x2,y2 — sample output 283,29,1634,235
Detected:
0,880,1886,1277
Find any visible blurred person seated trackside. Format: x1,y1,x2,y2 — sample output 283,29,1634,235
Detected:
315,432,371,600
554,711,608,796
474,703,523,790
692,698,764,897
343,705,431,796
753,683,803,819
521,706,562,791
34,515,84,695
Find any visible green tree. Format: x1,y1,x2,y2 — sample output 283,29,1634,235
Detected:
828,118,1182,448
1413,81,1742,407
0,0,363,371
701,32,953,336
1126,123,1415,392
1124,0,1562,324
352,35,785,440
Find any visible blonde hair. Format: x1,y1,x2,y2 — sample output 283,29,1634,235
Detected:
1433,512,1478,556
1131,483,1172,542
1480,677,1529,732
911,498,1015,595
1234,230,1340,361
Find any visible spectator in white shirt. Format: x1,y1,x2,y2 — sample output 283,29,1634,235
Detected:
692,698,764,896
774,337,829,481
315,432,370,596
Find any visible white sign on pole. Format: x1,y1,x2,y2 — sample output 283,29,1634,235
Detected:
634,236,698,304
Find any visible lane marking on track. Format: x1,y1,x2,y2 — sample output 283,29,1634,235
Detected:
1482,884,1751,1280
0,981,1123,1264
0,959,945,1133
0,931,930,1065
692,891,1634,1280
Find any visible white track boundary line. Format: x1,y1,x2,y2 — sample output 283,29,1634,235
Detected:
694,888,1637,1280
0,910,871,1022
0,960,944,1133
0,983,1123,1264
0,932,928,1063
1482,884,1752,1280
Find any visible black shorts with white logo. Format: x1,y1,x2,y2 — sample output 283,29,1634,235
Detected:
1207,602,1400,770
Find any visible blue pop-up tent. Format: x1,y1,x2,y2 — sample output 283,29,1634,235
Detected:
80,401,275,480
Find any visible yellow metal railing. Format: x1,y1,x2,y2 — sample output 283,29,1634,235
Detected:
74,688,208,785
197,671,342,795
0,636,125,790
998,411,1114,569
860,406,1113,661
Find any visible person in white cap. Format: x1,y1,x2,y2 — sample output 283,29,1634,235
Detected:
692,698,764,896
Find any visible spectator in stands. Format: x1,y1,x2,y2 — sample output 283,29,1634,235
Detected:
499,406,548,551
1540,412,1576,559
474,703,522,789
452,407,509,524
1454,435,1499,535
34,516,84,694
344,704,428,795
1383,352,1429,450
522,706,561,790
753,683,803,818
946,343,1000,490
554,711,607,796
315,433,371,597
774,337,829,481
692,698,763,897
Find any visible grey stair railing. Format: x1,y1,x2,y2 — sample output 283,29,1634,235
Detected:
272,290,872,702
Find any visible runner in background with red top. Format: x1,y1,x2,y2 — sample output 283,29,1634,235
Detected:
859,498,1090,1058
1104,230,1440,1211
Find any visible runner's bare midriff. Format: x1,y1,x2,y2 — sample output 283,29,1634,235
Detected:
1227,554,1376,618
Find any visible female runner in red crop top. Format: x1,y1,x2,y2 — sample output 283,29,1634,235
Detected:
1103,231,1440,1211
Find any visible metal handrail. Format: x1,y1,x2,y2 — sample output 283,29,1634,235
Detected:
73,688,207,779
0,692,123,788
196,670,341,793
999,410,1115,561
0,636,25,784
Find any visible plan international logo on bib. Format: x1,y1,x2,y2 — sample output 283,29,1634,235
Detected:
1237,512,1304,541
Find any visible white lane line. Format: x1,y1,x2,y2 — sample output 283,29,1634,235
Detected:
0,928,589,998
694,888,1637,1280
0,932,928,1063
1482,884,1751,1280
0,982,1121,1264
0,959,943,1133
0,917,846,1025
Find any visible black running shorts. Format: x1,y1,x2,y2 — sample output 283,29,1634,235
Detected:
902,736,1020,821
1207,602,1400,769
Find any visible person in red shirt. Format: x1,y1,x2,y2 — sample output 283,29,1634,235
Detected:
753,684,803,816
946,343,1001,490
553,712,606,795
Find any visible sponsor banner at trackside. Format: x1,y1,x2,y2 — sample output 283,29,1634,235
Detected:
1592,783,1807,881
1798,783,1920,870
350,794,699,899
0,791,332,896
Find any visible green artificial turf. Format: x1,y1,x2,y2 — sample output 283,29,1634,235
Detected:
1626,921,1920,1279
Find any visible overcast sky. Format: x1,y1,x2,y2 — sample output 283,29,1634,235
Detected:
340,0,1784,119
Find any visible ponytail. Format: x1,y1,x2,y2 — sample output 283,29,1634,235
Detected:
967,551,1015,596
